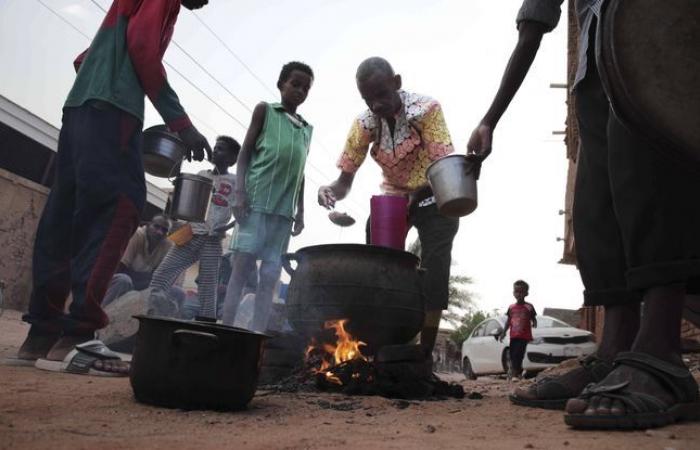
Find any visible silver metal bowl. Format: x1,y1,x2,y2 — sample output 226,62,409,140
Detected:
426,154,479,217
141,125,186,178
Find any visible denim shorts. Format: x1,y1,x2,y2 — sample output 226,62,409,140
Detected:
231,211,293,263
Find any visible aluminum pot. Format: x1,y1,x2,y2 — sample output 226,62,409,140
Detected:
283,244,425,354
141,125,186,178
426,154,480,217
171,173,213,222
129,315,268,410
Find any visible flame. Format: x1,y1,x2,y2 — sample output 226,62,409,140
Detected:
324,319,367,365
304,319,368,386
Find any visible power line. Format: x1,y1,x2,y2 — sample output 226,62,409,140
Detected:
48,0,369,215
170,40,253,114
85,0,248,131
191,11,277,99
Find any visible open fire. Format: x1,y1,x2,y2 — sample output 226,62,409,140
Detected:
305,319,373,387
301,319,464,399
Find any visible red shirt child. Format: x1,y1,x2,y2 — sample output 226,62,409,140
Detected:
501,280,538,341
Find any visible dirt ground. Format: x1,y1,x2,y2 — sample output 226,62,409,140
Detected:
1,310,699,450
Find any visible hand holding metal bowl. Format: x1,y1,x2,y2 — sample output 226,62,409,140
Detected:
141,125,211,177
426,154,481,217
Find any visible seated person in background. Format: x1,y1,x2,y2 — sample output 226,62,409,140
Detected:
101,214,173,307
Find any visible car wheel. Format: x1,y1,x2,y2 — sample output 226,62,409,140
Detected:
462,357,477,380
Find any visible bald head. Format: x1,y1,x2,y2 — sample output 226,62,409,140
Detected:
356,57,395,83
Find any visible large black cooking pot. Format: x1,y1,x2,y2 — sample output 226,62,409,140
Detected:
129,315,268,410
282,244,425,354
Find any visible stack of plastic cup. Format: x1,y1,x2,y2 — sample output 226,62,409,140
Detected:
370,195,409,250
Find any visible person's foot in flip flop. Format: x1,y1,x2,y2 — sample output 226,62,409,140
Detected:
564,352,700,429
510,303,639,410
564,285,700,430
36,337,130,377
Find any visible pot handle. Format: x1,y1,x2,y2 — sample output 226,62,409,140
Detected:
172,329,220,354
281,252,299,276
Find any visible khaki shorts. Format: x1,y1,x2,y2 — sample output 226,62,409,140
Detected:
231,211,293,263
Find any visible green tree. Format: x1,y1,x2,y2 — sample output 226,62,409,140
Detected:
449,309,489,346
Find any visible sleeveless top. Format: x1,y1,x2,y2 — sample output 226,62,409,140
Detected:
246,103,312,219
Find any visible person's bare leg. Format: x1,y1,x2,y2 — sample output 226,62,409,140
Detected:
420,310,443,354
221,252,256,326
567,284,686,416
251,261,282,333
595,302,641,361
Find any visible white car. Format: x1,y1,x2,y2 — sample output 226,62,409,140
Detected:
460,315,597,379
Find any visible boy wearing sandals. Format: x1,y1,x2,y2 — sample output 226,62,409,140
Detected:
467,0,700,430
221,62,314,333
17,0,212,376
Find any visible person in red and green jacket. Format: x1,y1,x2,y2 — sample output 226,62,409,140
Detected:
18,0,212,376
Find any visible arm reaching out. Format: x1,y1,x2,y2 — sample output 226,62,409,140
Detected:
466,21,549,161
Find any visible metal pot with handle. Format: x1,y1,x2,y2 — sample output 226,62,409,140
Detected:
129,315,268,410
170,173,213,222
141,125,187,178
282,244,425,354
426,154,480,217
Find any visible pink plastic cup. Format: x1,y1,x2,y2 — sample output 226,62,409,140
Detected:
370,195,409,250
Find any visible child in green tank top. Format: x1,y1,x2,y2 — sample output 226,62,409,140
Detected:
221,62,314,332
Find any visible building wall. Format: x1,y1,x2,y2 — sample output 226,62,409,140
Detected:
0,167,49,311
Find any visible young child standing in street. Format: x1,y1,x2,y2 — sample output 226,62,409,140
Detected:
147,136,240,320
221,61,314,332
500,280,538,379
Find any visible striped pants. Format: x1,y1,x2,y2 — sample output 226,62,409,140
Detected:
148,234,222,319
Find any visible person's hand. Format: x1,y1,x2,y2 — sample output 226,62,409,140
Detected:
178,125,212,162
317,185,336,209
291,211,304,236
466,123,494,162
498,332,506,342
212,223,231,235
232,190,249,223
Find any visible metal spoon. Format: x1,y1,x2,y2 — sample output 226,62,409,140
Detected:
328,207,356,227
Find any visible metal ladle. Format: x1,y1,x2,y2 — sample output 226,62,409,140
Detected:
328,206,356,227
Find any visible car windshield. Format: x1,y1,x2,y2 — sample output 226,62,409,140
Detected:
537,317,570,328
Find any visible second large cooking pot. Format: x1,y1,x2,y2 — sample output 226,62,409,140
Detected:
130,315,268,410
283,244,425,353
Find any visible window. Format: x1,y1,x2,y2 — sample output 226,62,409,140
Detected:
484,320,502,336
471,323,486,337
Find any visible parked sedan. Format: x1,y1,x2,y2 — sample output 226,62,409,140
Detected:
460,315,597,379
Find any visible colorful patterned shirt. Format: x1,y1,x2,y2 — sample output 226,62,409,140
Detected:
246,103,312,219
64,0,191,131
337,90,454,195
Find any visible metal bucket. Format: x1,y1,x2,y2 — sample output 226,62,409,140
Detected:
171,173,213,222
141,125,186,178
426,154,479,217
